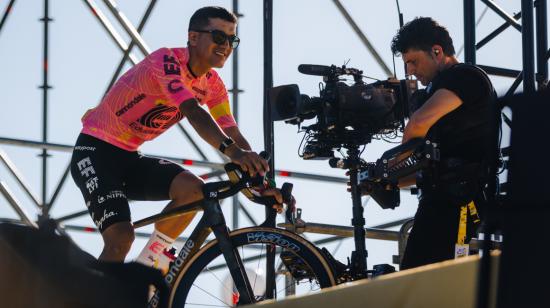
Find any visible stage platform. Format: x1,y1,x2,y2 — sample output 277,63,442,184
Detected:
251,254,499,308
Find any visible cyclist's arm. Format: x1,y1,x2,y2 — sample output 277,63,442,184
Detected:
179,98,235,152
223,126,252,151
180,99,269,175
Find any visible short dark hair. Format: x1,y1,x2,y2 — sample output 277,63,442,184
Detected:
391,17,456,56
188,6,237,31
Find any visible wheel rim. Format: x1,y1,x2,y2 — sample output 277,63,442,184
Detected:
171,228,335,307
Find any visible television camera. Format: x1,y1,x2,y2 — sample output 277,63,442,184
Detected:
269,64,418,159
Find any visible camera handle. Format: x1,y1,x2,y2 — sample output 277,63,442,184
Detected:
331,145,370,279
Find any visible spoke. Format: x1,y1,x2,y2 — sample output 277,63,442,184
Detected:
274,258,286,284
253,244,265,291
190,283,232,307
205,266,233,295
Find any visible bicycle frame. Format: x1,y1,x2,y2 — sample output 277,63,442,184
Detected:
136,182,265,308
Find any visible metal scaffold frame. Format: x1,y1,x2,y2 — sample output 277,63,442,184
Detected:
0,0,395,241
464,0,548,94
0,0,547,301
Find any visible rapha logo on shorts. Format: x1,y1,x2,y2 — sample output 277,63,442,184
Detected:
158,159,173,165
92,209,118,229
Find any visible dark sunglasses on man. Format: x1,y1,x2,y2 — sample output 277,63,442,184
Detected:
191,29,240,49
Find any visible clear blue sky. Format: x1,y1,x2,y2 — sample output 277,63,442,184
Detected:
0,0,537,271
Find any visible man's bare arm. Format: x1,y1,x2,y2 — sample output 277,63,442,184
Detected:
402,88,463,144
223,126,252,151
179,98,231,149
179,99,269,175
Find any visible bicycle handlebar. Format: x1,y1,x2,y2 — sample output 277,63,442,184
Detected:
204,151,295,220
133,151,295,229
205,151,293,202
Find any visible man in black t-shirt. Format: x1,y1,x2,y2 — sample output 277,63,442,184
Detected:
390,17,493,269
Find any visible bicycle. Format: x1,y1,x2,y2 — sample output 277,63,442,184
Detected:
135,138,440,307
133,154,338,308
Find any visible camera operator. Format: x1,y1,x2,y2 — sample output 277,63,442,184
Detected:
390,17,494,269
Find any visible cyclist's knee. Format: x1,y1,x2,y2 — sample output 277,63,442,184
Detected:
101,222,135,257
169,171,204,204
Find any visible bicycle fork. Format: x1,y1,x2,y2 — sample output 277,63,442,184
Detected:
206,200,257,306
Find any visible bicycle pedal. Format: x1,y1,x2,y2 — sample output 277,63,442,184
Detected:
279,251,316,281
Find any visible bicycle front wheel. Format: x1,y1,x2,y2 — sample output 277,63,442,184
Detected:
169,227,336,307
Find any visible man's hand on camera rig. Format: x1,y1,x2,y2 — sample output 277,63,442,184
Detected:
356,138,440,209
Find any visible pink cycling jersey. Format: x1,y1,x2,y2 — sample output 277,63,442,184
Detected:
81,47,237,151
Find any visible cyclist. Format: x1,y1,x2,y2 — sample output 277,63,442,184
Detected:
70,6,285,271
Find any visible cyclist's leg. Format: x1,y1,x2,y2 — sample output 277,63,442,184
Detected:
124,155,203,268
157,170,204,237
99,222,135,261
70,133,135,262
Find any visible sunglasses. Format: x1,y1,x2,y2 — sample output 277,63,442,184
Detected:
191,29,240,49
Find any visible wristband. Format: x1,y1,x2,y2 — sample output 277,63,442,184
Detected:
219,137,235,154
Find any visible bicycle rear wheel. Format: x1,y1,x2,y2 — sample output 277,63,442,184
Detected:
169,227,336,307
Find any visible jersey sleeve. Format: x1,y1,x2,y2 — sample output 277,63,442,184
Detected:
149,48,195,105
204,72,237,128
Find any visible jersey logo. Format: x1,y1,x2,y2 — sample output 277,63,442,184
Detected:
136,104,184,129
116,93,146,116
168,80,183,94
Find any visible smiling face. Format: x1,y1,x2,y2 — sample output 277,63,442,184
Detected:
188,18,236,70
402,48,440,86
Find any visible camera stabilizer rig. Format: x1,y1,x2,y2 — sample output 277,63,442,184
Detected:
356,138,440,210
269,64,420,278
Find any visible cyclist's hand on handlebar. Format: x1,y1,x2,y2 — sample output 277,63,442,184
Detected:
225,147,269,177
259,188,283,213
259,188,296,214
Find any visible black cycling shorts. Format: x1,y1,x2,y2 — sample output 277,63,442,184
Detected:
70,133,185,232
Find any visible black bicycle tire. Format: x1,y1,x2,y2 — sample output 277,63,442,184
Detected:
168,227,336,307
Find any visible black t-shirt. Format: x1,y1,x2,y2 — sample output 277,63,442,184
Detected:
425,63,493,163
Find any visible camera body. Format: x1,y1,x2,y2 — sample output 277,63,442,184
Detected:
269,64,418,159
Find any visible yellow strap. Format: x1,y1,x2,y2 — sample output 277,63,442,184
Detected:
457,205,468,245
467,201,481,223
